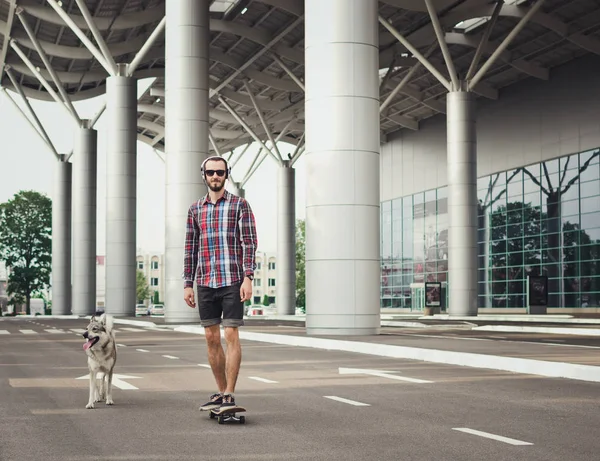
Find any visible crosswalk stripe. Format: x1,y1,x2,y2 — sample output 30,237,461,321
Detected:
119,327,147,332
0,330,10,334
44,329,65,334
19,329,38,334
70,329,86,334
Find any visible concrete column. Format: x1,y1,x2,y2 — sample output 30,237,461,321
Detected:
105,64,137,317
304,0,381,335
72,121,97,316
277,164,296,315
51,156,72,315
164,0,210,323
447,91,478,316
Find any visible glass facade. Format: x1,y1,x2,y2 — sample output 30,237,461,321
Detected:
381,148,600,309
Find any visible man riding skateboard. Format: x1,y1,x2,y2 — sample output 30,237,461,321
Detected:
182,155,258,413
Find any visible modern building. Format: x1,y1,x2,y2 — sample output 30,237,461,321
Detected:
252,252,278,305
97,250,277,309
0,261,7,313
2,0,600,335
136,250,165,305
380,55,600,314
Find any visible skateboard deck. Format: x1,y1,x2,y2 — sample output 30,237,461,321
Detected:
209,405,247,424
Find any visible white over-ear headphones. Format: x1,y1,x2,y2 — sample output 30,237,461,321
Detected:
201,155,230,180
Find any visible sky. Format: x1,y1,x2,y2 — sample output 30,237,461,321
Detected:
0,77,306,255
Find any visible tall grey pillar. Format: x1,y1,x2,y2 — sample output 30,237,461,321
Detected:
105,64,137,316
304,0,381,335
164,0,210,323
277,164,296,315
51,156,72,315
447,91,478,316
72,121,97,316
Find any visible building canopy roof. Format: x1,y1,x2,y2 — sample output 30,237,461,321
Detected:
1,0,599,155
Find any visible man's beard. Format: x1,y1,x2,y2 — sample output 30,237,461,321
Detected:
208,180,224,192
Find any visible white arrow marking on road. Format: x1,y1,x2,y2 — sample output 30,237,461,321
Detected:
76,373,141,390
338,368,434,384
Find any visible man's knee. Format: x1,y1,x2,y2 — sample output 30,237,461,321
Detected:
204,325,222,346
223,326,239,344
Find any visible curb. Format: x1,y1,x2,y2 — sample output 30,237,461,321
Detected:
472,325,600,336
173,325,600,384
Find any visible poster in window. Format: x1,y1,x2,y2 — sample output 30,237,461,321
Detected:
528,275,548,306
425,282,442,308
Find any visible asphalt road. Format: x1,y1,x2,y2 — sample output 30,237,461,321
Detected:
1,317,600,460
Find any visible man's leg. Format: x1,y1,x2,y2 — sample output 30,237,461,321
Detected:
223,326,241,394
197,285,226,410
220,283,245,406
205,325,227,392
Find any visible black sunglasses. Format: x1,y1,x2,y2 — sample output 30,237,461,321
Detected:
205,169,226,177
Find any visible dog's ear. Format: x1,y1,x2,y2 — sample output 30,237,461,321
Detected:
104,314,114,334
90,315,96,323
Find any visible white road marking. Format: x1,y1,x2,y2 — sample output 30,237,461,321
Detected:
339,367,434,384
119,327,147,332
136,349,150,353
44,329,65,334
0,330,10,334
324,396,370,407
70,329,86,334
76,373,141,390
117,344,127,347
248,376,279,384
19,329,37,334
162,355,179,359
452,428,533,446
198,364,211,368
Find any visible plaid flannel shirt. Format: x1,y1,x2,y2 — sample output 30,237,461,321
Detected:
182,190,258,289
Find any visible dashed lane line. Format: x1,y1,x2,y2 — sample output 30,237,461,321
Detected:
323,396,370,407
452,428,533,446
248,376,279,384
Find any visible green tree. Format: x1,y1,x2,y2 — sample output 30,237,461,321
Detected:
0,191,52,315
262,294,270,306
136,270,151,303
295,219,306,310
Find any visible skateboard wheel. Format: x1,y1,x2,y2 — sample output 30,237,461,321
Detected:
239,416,245,424
218,416,224,424
210,412,215,419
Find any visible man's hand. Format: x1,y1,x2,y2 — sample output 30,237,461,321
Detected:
240,277,253,302
184,287,195,308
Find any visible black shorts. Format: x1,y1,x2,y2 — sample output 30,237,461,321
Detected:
196,282,244,328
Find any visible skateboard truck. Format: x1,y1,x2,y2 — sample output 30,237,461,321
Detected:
209,406,246,425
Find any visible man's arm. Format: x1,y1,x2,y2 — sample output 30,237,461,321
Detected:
182,204,199,288
238,199,258,278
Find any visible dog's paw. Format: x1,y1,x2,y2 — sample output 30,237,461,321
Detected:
105,399,114,406
86,402,95,409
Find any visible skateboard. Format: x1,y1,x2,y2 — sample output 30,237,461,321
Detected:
209,405,247,424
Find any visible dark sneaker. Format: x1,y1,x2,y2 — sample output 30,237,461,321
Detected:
219,393,237,411
199,393,223,411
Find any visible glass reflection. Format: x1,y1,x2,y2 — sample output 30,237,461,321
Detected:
381,148,600,310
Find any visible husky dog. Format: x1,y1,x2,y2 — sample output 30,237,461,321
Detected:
82,313,117,409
